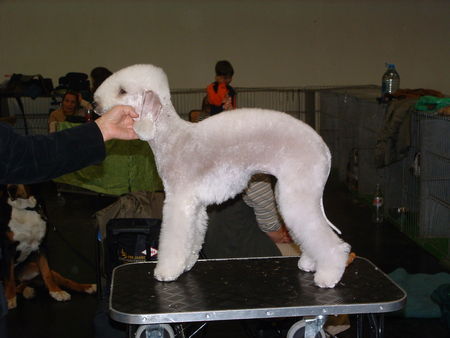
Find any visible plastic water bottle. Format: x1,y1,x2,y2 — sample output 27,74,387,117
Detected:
372,184,384,224
381,63,400,99
85,109,94,122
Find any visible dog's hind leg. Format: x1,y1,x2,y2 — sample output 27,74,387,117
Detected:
37,254,71,301
16,282,35,300
16,262,40,300
154,193,204,282
50,270,96,294
275,178,350,288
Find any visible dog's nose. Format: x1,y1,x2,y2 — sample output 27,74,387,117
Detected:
91,102,100,116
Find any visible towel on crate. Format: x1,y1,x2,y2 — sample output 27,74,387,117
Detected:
389,268,450,318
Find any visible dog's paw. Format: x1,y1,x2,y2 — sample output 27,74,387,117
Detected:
185,254,199,272
84,284,97,294
313,267,344,288
22,287,35,299
154,265,183,282
298,254,316,272
7,296,17,310
50,290,71,302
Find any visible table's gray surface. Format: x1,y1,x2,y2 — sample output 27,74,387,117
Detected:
110,256,406,324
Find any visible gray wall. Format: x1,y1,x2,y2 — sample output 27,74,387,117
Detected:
1,0,449,93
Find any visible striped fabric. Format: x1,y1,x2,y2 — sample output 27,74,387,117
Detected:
243,179,282,233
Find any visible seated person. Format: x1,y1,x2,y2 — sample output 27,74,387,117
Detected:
48,90,87,132
206,60,236,115
188,94,297,257
243,174,300,256
203,174,299,259
188,96,211,123
203,193,282,259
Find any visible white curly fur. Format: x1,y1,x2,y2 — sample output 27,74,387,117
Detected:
94,64,351,288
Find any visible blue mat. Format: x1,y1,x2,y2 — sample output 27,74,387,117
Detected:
389,268,450,318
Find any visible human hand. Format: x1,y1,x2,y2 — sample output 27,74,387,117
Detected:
223,96,233,110
95,105,139,141
265,225,293,244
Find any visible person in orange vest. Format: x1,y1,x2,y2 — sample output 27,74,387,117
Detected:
206,60,236,115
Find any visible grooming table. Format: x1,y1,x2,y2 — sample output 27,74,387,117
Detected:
110,256,406,337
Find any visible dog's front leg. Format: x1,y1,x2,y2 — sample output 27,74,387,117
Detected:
184,205,208,271
154,194,203,282
37,254,71,302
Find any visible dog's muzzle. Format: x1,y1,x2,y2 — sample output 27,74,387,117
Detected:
91,102,102,116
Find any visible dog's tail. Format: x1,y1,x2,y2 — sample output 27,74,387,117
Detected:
321,197,342,235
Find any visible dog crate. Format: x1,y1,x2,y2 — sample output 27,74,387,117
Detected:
319,88,386,197
5,97,55,135
171,87,309,122
396,112,450,262
319,89,450,262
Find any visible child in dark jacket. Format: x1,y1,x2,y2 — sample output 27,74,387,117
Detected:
206,60,236,115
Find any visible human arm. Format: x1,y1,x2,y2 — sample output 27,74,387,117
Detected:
264,224,292,243
0,105,138,184
0,122,106,184
243,177,292,243
94,105,138,141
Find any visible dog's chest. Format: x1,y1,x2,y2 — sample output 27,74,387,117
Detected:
9,209,46,263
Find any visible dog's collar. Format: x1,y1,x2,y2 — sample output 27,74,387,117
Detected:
25,206,39,211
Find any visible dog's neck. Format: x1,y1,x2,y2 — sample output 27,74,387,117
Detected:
146,103,191,181
150,103,189,148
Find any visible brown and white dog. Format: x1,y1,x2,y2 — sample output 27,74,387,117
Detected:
0,184,96,309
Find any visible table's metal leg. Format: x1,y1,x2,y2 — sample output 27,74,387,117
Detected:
357,314,363,338
186,322,207,338
379,314,385,337
305,315,327,338
287,315,327,338
356,313,385,338
134,324,175,338
368,313,384,338
128,322,208,338
127,324,134,338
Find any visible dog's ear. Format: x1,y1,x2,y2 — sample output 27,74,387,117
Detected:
141,90,162,121
133,90,162,141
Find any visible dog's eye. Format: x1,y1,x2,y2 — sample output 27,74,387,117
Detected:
119,88,127,95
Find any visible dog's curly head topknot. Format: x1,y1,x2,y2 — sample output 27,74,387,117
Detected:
93,64,171,114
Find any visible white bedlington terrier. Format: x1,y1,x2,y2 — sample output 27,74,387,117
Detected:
94,64,351,288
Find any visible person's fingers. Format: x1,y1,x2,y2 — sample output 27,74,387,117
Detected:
115,105,138,119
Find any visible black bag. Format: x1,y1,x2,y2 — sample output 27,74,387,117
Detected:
103,218,161,281
58,72,90,92
3,74,53,98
